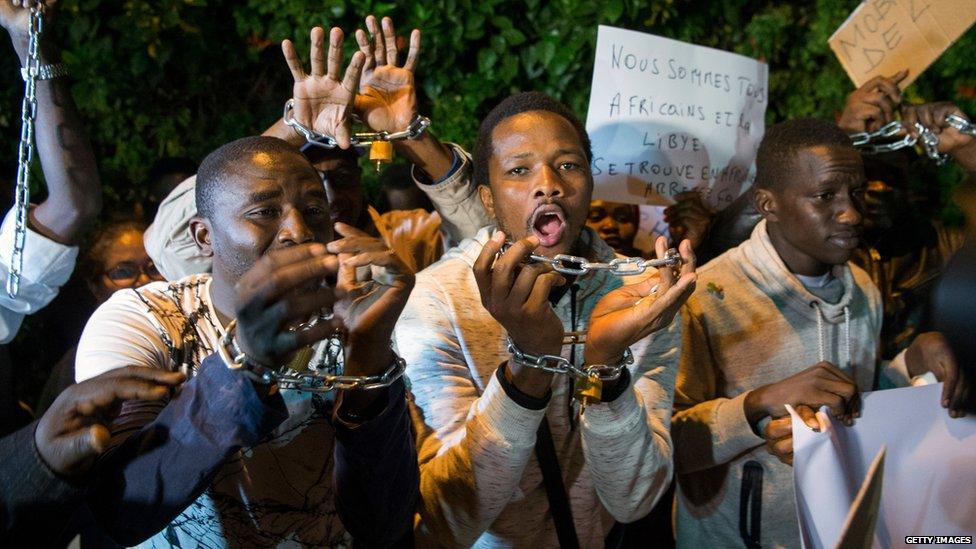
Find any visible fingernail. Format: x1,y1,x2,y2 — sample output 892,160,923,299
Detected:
309,243,327,255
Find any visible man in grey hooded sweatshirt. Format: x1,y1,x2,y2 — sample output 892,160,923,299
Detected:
671,118,962,548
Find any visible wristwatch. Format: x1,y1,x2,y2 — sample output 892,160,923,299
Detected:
21,62,68,81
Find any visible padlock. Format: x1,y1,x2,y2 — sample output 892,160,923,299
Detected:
284,345,315,373
369,141,394,172
574,373,603,409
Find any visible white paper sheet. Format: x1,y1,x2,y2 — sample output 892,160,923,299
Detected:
792,383,976,549
584,25,768,209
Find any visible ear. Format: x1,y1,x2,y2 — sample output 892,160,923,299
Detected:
189,217,215,257
478,185,496,220
752,187,779,223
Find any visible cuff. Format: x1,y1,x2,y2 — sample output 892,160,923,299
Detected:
0,421,86,506
331,378,405,435
580,373,644,439
495,362,550,410
712,391,766,461
412,146,463,186
473,368,548,447
0,208,78,301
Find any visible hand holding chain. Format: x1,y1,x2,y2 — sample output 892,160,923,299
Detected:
282,99,430,149
849,113,976,165
502,243,683,277
217,318,405,393
8,2,45,298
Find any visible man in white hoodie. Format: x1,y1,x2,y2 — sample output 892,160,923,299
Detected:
671,118,961,548
395,91,698,547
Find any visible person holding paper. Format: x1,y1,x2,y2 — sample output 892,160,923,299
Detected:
670,118,961,549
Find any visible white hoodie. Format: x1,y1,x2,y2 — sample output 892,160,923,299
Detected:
671,219,911,549
396,226,680,548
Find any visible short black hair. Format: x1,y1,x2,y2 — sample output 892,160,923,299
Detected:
754,118,854,190
196,136,309,218
473,91,592,187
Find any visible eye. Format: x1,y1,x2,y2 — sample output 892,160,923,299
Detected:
249,207,280,219
559,161,581,171
588,209,606,221
507,166,529,176
816,192,835,202
305,205,328,217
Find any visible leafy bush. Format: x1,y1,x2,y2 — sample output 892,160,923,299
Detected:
1,0,974,211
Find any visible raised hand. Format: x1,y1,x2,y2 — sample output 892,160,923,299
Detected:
0,0,55,38
35,366,186,477
837,71,907,134
354,15,421,133
325,222,415,376
584,236,697,365
665,191,714,252
473,231,567,397
281,27,365,149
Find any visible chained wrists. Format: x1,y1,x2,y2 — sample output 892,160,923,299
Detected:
500,242,682,277
506,336,633,382
217,319,406,392
282,99,431,150
849,113,976,165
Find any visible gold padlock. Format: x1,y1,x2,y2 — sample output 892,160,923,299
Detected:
369,141,394,172
284,345,315,372
574,373,603,409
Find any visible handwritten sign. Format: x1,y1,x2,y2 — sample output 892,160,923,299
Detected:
829,0,976,89
585,26,768,210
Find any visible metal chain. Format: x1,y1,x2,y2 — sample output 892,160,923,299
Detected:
849,113,976,165
506,338,633,382
8,3,44,298
282,99,431,149
504,244,683,276
217,319,405,393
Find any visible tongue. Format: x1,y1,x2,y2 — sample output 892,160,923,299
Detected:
536,215,562,236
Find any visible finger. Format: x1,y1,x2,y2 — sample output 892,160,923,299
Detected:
307,26,327,78
403,29,421,72
678,239,697,278
875,75,902,104
509,263,551,305
941,356,957,409
248,254,338,306
763,416,792,440
324,27,342,79
890,69,909,84
864,91,895,122
354,28,375,73
366,15,385,66
103,365,186,385
264,286,337,332
525,272,566,313
492,235,541,303
767,435,793,457
796,405,820,431
341,51,365,94
814,361,856,384
281,39,306,82
381,16,399,66
918,105,937,131
57,425,107,471
473,231,506,306
654,236,675,289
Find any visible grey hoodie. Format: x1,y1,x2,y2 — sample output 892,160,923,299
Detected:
671,219,911,549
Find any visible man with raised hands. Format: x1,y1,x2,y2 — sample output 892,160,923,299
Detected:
395,91,697,547
74,33,418,548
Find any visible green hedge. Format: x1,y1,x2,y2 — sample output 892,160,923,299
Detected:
1,0,974,211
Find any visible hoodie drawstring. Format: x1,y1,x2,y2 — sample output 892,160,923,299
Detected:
810,301,853,375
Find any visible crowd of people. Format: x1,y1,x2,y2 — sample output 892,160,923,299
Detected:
1,1,974,548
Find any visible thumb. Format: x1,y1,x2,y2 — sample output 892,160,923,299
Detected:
53,424,109,476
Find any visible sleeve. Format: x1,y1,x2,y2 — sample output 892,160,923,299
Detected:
331,377,419,547
671,308,765,475
0,421,86,547
87,354,288,546
394,278,546,546
0,207,79,343
143,176,213,281
411,143,492,245
577,314,680,523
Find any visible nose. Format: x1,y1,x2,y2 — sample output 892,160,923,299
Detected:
532,165,564,200
277,207,315,246
837,193,863,227
598,215,618,233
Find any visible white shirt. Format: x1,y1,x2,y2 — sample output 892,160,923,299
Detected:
0,208,78,343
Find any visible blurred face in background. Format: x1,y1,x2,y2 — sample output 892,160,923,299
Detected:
88,225,164,303
586,199,638,253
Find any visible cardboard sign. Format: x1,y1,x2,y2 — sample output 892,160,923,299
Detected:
829,0,976,89
585,26,768,209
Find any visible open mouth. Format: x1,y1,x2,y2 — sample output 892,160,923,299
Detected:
530,205,567,248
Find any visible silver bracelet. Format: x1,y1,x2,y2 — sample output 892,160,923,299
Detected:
21,62,68,81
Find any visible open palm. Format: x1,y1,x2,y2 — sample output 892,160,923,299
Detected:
353,15,421,133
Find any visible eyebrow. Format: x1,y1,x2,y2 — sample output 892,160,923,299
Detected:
504,148,583,161
247,189,282,203
305,188,328,199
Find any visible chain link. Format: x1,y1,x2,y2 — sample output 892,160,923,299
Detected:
282,99,430,149
8,3,44,298
849,113,976,165
506,338,633,382
217,319,405,393
503,244,683,277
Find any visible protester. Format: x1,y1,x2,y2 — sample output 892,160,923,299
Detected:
0,0,101,436
72,30,418,547
0,366,184,547
145,16,491,280
670,118,964,549
396,91,697,546
586,199,642,257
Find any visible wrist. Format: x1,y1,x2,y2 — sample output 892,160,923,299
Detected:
951,143,976,173
743,387,770,427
